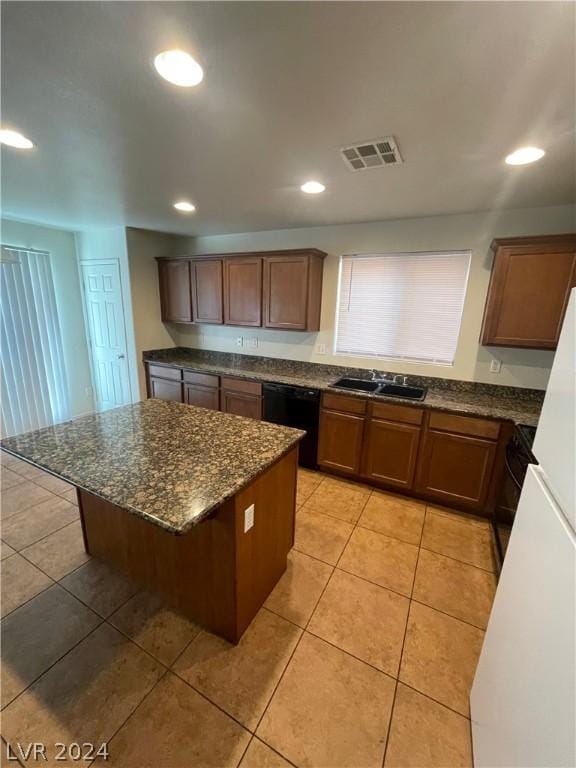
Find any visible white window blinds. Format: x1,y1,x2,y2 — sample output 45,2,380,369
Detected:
335,251,471,365
1,246,70,437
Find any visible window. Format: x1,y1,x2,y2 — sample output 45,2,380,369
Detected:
335,250,471,365
1,246,70,437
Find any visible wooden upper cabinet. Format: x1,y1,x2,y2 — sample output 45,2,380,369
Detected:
263,251,324,331
223,257,262,327
191,260,223,324
158,260,192,323
481,234,576,349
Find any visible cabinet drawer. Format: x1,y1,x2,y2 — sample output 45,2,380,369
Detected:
147,364,182,381
370,402,423,425
428,411,501,441
220,376,262,396
322,393,367,415
183,370,219,388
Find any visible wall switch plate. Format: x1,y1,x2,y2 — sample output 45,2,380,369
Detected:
247,337,258,349
236,337,243,348
244,503,255,532
489,359,502,373
315,343,327,355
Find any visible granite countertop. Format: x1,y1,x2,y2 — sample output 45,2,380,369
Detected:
144,348,545,427
0,399,304,534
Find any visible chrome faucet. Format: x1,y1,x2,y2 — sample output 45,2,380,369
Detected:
393,374,409,386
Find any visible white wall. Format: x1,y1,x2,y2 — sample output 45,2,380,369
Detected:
176,204,576,389
1,218,94,418
124,228,187,398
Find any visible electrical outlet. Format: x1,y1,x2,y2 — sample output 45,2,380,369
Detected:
315,343,327,355
247,337,258,349
489,359,502,373
236,337,243,348
244,503,255,532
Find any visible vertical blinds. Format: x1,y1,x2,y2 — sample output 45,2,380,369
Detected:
335,251,471,365
1,246,70,438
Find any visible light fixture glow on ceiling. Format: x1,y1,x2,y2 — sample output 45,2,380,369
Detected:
300,180,326,194
505,147,546,166
154,50,204,87
174,201,196,213
0,129,34,149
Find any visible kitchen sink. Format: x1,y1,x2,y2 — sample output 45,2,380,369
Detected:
377,383,427,400
330,378,381,393
330,377,427,401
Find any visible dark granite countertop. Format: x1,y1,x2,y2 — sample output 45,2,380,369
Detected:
144,348,545,428
1,399,304,534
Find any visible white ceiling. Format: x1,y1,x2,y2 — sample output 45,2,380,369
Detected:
2,1,575,236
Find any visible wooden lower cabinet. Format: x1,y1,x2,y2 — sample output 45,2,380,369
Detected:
149,377,183,402
361,418,421,489
415,430,497,511
221,390,262,420
317,409,365,475
185,383,219,410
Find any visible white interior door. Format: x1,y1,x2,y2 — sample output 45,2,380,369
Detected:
81,261,131,411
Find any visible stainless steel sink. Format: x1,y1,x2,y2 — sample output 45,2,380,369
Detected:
330,378,381,393
330,377,427,401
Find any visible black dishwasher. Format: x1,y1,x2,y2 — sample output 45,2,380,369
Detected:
262,384,320,469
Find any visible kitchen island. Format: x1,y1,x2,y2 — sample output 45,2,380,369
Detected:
1,400,304,642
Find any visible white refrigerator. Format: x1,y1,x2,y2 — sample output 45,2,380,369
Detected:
471,289,576,768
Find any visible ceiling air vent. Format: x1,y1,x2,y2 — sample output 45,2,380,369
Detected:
341,136,403,171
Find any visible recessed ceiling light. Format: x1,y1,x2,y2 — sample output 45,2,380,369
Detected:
301,180,326,194
0,129,34,149
505,147,546,166
154,50,204,87
174,201,196,213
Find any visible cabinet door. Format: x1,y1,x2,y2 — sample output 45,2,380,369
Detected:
158,260,192,323
221,391,262,420
318,409,365,475
263,255,308,330
482,244,576,349
191,260,223,324
361,419,421,489
223,257,262,327
416,430,497,512
185,383,220,410
149,377,183,402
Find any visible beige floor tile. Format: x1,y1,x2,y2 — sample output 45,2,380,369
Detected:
385,684,472,767
1,553,52,618
32,473,74,496
1,584,100,709
1,451,22,470
1,623,163,767
0,481,54,520
21,521,91,581
338,527,419,597
413,548,497,629
60,488,79,505
296,469,324,507
294,509,353,565
240,738,292,768
60,559,138,617
2,497,78,551
399,602,484,716
257,632,395,768
6,460,47,481
1,468,27,491
1,541,16,561
265,549,333,628
106,672,250,767
359,492,425,545
304,477,370,524
422,509,495,571
308,569,409,677
174,608,301,730
110,591,200,666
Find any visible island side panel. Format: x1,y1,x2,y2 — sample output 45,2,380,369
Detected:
233,445,298,638
77,444,298,643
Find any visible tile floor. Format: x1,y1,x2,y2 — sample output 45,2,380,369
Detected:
0,452,497,767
